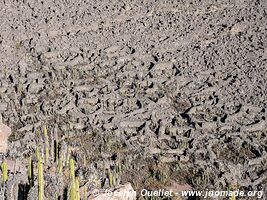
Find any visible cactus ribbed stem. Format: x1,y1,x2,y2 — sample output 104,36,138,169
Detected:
1,161,8,183
43,126,49,163
69,158,75,181
76,178,80,200
38,157,44,200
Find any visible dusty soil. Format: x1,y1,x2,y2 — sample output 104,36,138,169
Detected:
0,0,267,199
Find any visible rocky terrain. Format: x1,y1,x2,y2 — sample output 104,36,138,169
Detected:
0,0,267,199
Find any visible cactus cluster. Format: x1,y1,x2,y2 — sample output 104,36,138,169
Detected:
0,125,126,200
0,125,83,200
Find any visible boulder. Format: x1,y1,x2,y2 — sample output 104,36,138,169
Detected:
0,123,11,154
152,62,174,77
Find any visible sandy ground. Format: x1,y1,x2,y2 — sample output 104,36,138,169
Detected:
0,0,267,199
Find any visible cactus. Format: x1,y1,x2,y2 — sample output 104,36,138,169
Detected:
45,147,49,163
69,158,75,181
1,161,8,183
69,180,76,200
38,156,44,200
75,178,80,200
66,147,70,167
68,159,80,200
83,184,87,200
43,126,49,163
36,146,41,161
57,157,63,174
230,195,236,200
113,172,118,186
69,177,81,200
229,183,237,200
108,171,113,187
28,156,34,187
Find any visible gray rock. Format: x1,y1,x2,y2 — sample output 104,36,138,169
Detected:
0,123,11,154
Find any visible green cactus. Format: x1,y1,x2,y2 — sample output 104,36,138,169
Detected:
68,159,80,200
43,126,49,163
108,171,113,187
1,161,8,183
69,158,75,181
36,146,41,161
230,195,236,200
76,178,80,200
38,156,44,200
83,184,87,200
69,180,76,200
57,157,63,174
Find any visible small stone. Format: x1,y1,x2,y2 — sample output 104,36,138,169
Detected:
18,59,27,75
0,123,12,154
152,62,174,76
0,103,8,111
